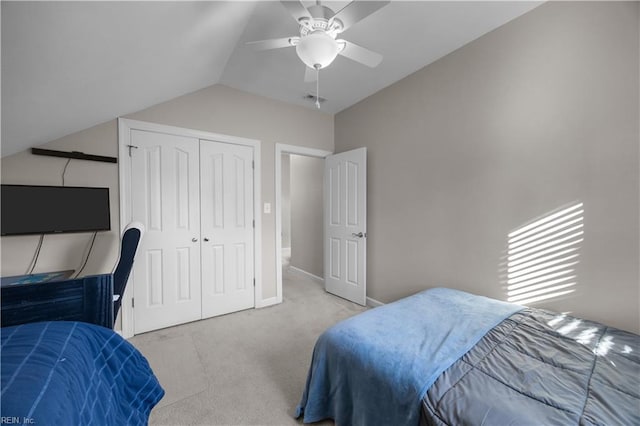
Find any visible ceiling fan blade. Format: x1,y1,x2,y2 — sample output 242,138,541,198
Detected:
304,66,317,83
338,40,383,68
246,37,298,51
329,1,390,33
280,1,312,24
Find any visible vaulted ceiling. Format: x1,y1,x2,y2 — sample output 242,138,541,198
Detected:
1,1,541,157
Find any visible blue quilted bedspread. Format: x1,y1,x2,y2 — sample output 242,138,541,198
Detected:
1,321,164,425
296,288,523,426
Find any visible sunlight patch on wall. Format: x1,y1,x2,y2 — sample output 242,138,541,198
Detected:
506,203,584,305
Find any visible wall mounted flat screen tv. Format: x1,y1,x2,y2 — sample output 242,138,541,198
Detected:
1,185,111,236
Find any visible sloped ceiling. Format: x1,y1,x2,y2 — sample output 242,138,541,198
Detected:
1,1,541,158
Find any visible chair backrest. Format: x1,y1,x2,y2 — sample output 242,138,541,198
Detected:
113,221,144,321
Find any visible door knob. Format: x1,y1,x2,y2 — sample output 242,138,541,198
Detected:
204,237,210,242
351,232,365,238
192,238,198,242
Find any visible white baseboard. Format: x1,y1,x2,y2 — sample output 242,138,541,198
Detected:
366,297,384,308
256,296,279,308
287,266,382,308
288,266,323,283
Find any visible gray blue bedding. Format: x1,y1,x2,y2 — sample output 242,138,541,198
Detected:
422,308,640,425
298,288,640,426
296,288,522,426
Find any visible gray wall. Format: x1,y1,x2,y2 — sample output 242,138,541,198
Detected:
334,1,639,333
1,84,334,305
290,154,324,278
1,121,120,277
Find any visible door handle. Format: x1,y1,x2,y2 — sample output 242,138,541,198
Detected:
192,238,198,242
351,232,365,238
204,237,210,242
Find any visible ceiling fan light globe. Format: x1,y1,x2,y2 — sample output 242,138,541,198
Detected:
295,32,340,69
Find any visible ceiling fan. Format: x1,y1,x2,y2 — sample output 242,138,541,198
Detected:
247,0,390,107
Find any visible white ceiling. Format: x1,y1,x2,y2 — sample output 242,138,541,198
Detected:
1,1,541,158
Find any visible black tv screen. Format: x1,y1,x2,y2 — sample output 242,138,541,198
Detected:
1,185,111,236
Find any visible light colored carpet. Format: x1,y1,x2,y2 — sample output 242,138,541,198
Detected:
129,267,367,425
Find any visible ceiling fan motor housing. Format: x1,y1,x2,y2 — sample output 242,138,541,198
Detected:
299,5,343,37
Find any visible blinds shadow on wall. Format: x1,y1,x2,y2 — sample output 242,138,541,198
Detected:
503,202,584,305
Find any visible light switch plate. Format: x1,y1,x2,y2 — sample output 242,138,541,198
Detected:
264,202,271,214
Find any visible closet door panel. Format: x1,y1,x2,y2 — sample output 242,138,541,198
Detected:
130,130,202,334
200,140,255,318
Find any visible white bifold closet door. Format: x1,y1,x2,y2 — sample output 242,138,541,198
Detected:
200,140,254,318
130,130,202,333
129,130,254,334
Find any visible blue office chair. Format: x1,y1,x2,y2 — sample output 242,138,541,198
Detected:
112,222,144,324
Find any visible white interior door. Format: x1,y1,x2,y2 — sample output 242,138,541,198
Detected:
324,148,367,305
130,129,202,334
200,140,255,318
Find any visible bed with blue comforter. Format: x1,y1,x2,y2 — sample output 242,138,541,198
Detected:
1,321,164,425
296,288,640,426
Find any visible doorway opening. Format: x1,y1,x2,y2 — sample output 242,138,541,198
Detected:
281,153,324,277
275,144,332,304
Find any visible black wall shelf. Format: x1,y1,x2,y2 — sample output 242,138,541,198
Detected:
31,148,117,164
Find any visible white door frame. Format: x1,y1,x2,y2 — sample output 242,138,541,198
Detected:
275,144,332,303
118,118,262,338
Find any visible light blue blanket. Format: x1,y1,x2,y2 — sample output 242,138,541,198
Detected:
296,288,523,426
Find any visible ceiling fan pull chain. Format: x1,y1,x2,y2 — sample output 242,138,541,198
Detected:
316,66,320,109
